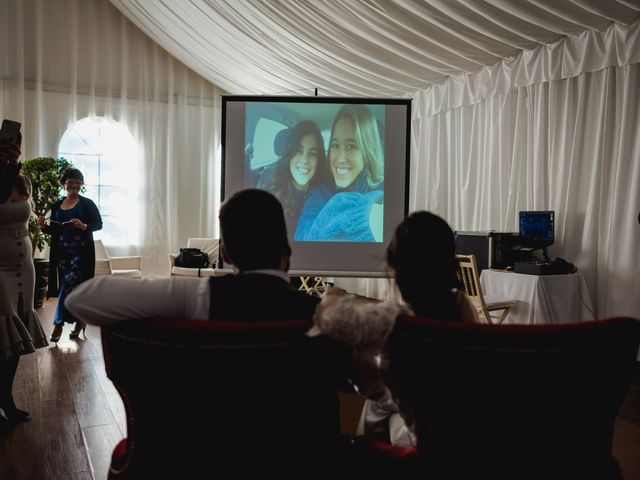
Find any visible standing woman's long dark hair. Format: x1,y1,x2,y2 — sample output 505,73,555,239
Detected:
386,211,462,320
260,120,326,232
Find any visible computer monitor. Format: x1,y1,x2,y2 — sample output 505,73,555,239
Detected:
519,211,554,248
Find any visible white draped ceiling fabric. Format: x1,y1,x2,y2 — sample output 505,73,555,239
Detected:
1,0,639,317
109,0,640,97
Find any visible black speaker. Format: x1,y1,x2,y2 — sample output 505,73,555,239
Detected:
455,231,525,270
455,231,493,271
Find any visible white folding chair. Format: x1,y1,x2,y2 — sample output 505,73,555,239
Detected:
456,254,515,324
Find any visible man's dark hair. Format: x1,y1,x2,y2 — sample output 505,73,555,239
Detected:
219,189,291,271
60,167,84,186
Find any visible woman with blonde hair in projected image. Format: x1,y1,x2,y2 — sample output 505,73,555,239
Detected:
294,104,384,242
257,120,327,236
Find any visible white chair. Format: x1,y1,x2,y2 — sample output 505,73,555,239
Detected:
94,239,142,279
169,238,219,277
456,254,516,324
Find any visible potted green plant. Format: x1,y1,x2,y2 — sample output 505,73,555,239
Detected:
21,156,73,307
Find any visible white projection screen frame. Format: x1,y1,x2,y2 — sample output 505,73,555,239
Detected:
221,96,411,277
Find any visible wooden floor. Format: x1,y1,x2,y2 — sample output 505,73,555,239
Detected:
0,300,125,480
1,299,640,479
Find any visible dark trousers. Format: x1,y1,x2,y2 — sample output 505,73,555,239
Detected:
0,355,20,413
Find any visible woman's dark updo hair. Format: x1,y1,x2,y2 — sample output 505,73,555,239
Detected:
386,211,461,320
60,168,84,186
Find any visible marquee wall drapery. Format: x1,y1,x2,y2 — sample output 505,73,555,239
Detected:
407,17,640,319
336,17,640,316
0,0,223,277
1,0,638,317
411,63,640,318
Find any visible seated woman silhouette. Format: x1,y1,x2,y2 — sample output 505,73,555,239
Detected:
257,120,326,236
312,211,478,446
295,104,384,242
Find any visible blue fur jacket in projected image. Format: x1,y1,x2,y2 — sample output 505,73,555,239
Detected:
295,171,384,242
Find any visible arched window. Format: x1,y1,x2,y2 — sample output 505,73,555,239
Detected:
58,117,139,246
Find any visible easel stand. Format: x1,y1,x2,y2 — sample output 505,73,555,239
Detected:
297,276,331,297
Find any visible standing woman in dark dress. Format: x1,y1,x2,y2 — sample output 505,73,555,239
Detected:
38,168,102,342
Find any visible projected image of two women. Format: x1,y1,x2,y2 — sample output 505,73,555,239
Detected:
246,102,385,243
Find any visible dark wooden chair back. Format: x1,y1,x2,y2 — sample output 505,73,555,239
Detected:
387,315,640,479
102,318,349,477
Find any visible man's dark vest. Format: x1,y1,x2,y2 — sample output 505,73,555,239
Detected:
208,273,319,321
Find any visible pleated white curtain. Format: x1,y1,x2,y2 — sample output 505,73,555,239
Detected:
0,0,222,276
340,20,640,317
411,63,640,318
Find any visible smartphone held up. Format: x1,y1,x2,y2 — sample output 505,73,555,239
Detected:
0,119,22,146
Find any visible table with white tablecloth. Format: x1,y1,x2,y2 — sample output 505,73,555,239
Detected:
479,270,595,325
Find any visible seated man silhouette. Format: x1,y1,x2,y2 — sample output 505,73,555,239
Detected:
66,189,320,323
67,189,352,475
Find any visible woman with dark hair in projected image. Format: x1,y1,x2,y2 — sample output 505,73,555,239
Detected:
294,104,384,242
257,120,327,236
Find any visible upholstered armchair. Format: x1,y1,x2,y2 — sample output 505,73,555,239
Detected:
378,315,640,478
169,237,219,277
101,318,350,477
94,239,142,278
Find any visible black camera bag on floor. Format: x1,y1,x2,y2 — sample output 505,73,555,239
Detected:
176,248,209,268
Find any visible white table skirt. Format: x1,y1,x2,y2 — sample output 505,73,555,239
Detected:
480,270,595,325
